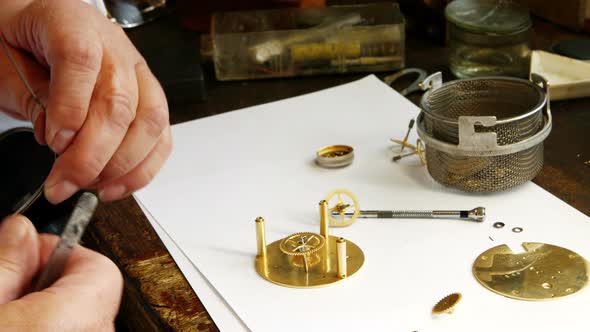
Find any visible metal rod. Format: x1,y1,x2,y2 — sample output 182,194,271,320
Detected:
332,207,485,222
255,217,267,258
319,200,329,238
392,150,417,161
336,238,347,279
400,119,415,152
34,192,98,291
319,200,331,273
0,37,46,113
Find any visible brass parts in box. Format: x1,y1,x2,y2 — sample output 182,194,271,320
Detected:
254,201,364,288
316,145,354,168
473,242,589,301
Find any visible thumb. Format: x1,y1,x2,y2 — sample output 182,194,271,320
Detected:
0,215,41,304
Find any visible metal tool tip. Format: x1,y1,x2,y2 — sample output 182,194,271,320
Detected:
78,192,99,211
469,207,486,222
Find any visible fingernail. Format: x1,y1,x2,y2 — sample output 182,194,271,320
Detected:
51,129,75,154
44,180,79,204
0,216,29,246
99,185,127,201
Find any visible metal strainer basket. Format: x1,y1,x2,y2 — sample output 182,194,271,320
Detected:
416,72,552,192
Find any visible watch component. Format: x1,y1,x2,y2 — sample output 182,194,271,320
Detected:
279,232,325,272
390,120,426,166
399,119,415,152
512,227,523,233
432,293,462,315
336,237,347,279
473,242,589,301
326,189,361,227
391,139,425,164
493,222,505,229
326,190,485,227
316,145,354,168
254,200,364,288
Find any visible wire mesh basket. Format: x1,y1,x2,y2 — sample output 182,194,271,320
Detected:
416,72,552,192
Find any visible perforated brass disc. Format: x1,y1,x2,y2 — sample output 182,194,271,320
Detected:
255,235,364,288
473,243,589,301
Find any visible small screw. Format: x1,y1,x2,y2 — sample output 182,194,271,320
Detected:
493,222,505,229
512,227,524,233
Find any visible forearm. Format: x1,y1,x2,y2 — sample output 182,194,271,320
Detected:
0,0,34,25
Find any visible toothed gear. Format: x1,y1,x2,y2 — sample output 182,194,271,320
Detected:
432,293,462,314
279,232,325,256
326,189,360,227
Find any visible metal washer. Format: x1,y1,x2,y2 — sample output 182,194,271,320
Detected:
512,227,524,233
493,222,505,229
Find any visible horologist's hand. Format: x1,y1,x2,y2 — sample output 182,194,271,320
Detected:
0,214,123,331
0,0,172,204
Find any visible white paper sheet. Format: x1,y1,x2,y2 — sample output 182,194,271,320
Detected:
0,112,31,132
133,75,590,332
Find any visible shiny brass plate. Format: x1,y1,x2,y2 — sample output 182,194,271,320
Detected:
473,242,589,301
256,235,364,288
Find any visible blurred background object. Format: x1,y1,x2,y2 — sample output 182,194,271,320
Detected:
177,0,326,32
552,39,590,61
126,14,206,104
210,3,405,80
105,0,168,28
514,0,590,33
445,0,532,78
531,50,590,100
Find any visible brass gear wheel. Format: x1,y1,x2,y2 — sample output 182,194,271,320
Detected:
432,293,462,314
279,232,325,256
326,189,360,227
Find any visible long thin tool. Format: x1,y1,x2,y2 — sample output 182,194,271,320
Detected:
332,207,485,222
33,192,99,291
0,37,46,113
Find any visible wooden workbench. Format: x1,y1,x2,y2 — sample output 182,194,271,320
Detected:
83,15,590,332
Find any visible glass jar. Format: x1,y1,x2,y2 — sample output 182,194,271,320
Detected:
445,0,532,78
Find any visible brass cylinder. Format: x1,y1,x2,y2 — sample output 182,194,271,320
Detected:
255,217,267,258
337,237,347,279
320,200,331,273
319,200,329,238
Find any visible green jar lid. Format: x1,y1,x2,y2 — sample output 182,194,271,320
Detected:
445,0,531,34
